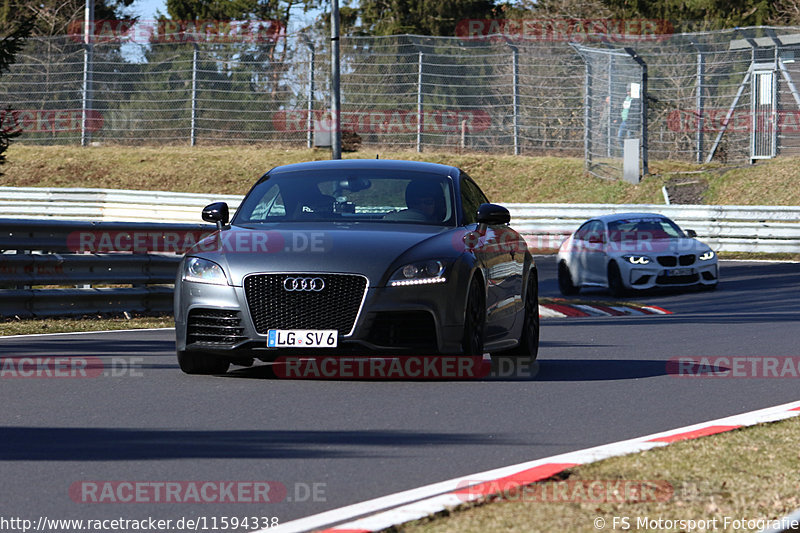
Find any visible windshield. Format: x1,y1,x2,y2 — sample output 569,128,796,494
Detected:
233,169,457,226
607,217,686,241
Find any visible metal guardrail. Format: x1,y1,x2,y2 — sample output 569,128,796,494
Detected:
0,218,214,317
3,187,799,253
0,187,242,223
506,203,800,253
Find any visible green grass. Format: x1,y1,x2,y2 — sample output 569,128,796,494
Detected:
0,314,173,336
6,144,800,205
395,416,800,533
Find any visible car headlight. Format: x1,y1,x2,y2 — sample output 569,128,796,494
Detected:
182,257,228,285
699,250,715,261
389,260,446,287
624,255,651,265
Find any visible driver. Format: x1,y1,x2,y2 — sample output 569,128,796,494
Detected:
404,180,444,221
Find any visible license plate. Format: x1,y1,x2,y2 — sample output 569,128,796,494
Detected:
665,268,692,276
267,329,338,348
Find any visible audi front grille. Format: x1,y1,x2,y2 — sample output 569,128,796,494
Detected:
244,273,368,335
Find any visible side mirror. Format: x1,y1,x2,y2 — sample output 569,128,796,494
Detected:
202,202,229,230
476,203,510,226
686,229,697,238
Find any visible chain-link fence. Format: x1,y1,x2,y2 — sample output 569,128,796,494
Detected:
574,44,646,180
5,27,800,175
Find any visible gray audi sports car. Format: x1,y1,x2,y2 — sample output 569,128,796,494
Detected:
174,159,538,374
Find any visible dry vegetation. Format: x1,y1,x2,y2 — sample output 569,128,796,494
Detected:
5,144,800,205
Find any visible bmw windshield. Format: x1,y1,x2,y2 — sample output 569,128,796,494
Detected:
607,217,686,241
233,169,457,226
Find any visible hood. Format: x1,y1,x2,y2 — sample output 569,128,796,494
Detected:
186,222,455,286
607,236,712,257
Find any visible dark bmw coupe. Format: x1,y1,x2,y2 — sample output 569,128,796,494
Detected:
174,159,538,374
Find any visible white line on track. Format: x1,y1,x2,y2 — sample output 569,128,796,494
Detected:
263,400,800,533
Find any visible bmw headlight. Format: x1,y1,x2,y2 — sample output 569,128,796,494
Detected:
624,255,652,265
699,250,715,261
389,260,446,287
182,257,228,285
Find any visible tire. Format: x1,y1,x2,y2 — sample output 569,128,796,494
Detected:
607,261,627,297
506,272,539,360
461,275,486,356
177,350,231,375
558,261,579,296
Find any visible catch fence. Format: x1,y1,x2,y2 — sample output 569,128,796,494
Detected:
5,27,800,175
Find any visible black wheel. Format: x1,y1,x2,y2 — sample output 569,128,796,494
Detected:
558,261,579,296
506,272,539,360
461,275,486,356
177,350,231,375
607,261,627,297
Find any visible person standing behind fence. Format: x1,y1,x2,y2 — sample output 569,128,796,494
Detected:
617,87,633,142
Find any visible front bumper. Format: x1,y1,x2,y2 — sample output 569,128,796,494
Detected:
174,278,467,359
622,261,718,290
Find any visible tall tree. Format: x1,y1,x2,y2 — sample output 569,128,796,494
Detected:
601,0,775,31
0,16,33,173
0,0,134,37
358,0,497,36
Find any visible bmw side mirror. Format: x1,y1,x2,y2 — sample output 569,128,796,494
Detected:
476,203,511,226
686,229,697,238
202,202,229,230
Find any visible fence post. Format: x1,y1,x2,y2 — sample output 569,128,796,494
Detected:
584,60,592,170
81,0,94,147
512,44,520,155
417,51,423,153
307,41,315,149
190,43,198,146
692,42,705,163
624,47,648,176
607,57,613,157
330,0,342,159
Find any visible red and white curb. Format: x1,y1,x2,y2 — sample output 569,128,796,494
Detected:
263,400,800,533
539,299,672,318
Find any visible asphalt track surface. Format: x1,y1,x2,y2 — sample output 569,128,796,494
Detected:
1,260,799,528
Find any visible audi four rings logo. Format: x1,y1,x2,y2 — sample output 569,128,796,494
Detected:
283,277,325,292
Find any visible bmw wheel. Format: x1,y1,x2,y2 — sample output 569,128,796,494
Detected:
558,261,579,296
177,350,231,375
607,261,627,297
462,275,486,356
